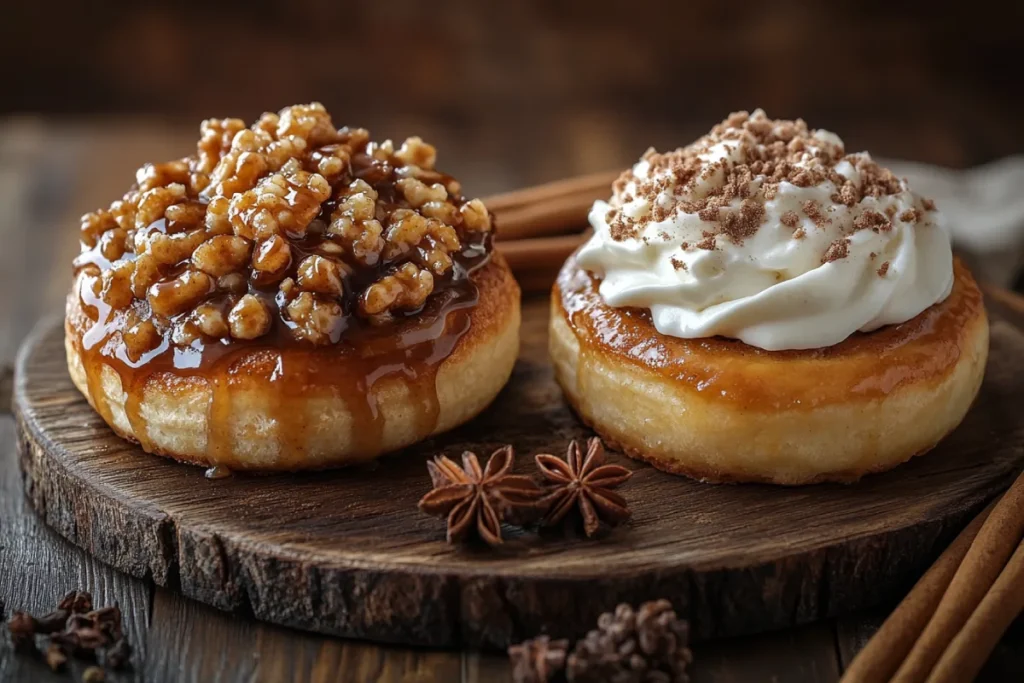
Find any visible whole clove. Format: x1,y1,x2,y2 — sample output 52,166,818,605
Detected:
57,590,93,615
105,638,132,670
44,642,68,672
82,666,106,682
7,611,37,653
5,589,130,676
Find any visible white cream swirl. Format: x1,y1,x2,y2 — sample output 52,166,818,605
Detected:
575,110,953,351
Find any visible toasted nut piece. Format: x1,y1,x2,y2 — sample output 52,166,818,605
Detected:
80,209,118,248
130,254,161,299
394,136,437,170
383,209,460,262
326,215,384,266
296,255,344,297
122,319,161,361
228,294,272,340
396,178,447,208
420,200,459,224
164,201,206,227
286,291,343,344
194,302,230,338
204,196,233,236
252,235,291,275
217,272,248,295
98,228,128,262
147,230,208,267
136,160,190,191
148,270,214,318
134,183,187,230
101,260,136,311
460,199,492,232
192,235,252,276
360,263,434,317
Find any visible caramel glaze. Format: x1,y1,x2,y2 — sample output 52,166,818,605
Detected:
70,199,491,468
556,255,986,412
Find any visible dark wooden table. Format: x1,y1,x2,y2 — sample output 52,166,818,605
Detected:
1,120,1022,682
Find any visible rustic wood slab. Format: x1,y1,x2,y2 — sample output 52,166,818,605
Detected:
13,297,1024,649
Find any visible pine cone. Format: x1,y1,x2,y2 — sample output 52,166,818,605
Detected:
509,635,570,683
566,600,692,683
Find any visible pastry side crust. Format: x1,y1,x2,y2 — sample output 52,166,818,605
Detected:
550,259,989,484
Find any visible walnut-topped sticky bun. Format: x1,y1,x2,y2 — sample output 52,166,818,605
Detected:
66,103,520,470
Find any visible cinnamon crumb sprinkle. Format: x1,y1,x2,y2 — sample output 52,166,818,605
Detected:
854,210,892,233
600,109,924,249
695,235,717,250
822,238,850,263
802,200,829,228
921,198,936,211
671,256,688,271
878,261,890,276
899,209,919,223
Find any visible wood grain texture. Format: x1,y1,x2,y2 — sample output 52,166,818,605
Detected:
3,120,1024,681
0,417,151,682
13,295,1024,650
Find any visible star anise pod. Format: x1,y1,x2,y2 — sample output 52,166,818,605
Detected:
419,446,543,546
535,438,632,537
508,634,570,683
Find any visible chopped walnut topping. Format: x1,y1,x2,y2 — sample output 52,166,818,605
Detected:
780,211,800,228
192,235,252,276
296,255,344,297
125,320,162,360
148,270,214,318
360,262,434,319
228,294,272,340
251,235,292,276
75,103,492,348
285,291,343,344
193,302,230,338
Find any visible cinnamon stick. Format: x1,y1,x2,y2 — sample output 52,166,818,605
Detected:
485,171,616,242
497,233,587,274
839,498,997,683
484,170,617,214
925,539,1024,683
889,469,1024,683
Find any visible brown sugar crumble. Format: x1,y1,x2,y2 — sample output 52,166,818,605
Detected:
853,210,892,233
601,110,932,267
822,238,850,264
899,209,919,223
780,211,800,229
75,103,493,356
802,200,829,228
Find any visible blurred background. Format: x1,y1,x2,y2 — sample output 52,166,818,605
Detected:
1,0,1023,288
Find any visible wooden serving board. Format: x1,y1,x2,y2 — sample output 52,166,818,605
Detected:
13,296,1024,649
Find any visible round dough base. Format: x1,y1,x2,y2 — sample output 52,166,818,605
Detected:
550,258,988,485
66,256,521,471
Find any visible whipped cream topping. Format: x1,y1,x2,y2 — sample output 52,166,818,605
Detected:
576,110,953,351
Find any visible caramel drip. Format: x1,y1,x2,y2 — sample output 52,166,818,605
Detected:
558,256,983,411
122,376,154,453
73,255,484,466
